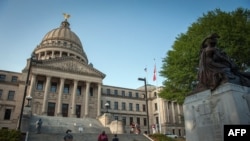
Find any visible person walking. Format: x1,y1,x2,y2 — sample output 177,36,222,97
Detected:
64,129,73,141
35,118,43,134
112,134,119,141
98,131,108,141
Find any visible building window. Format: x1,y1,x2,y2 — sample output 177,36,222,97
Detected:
0,89,2,99
122,102,126,110
154,92,157,97
129,92,132,98
122,91,125,97
36,80,44,90
63,42,67,46
114,90,118,96
143,118,147,126
114,102,118,110
135,93,139,98
137,117,140,125
63,84,70,94
77,86,81,95
114,116,118,120
155,103,158,111
129,103,133,111
107,89,110,95
11,76,18,82
143,104,146,112
122,117,126,125
136,104,140,111
4,109,11,120
62,104,68,117
0,74,6,81
129,117,133,125
90,87,93,96
107,101,111,109
7,91,15,100
156,117,159,124
50,82,57,92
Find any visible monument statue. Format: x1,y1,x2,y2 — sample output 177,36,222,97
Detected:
63,13,70,20
194,33,250,92
184,33,250,141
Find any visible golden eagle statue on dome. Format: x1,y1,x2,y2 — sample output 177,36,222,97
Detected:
63,13,70,20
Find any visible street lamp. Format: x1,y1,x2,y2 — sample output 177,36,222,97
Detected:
25,96,33,107
105,102,110,113
138,77,150,134
17,52,37,131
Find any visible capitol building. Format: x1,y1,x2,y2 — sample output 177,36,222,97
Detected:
0,16,185,136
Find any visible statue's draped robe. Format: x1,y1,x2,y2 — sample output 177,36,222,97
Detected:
197,46,250,91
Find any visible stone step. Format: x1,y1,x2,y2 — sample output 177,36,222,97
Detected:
29,115,109,134
28,133,151,141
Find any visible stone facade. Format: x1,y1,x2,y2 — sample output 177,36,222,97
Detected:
0,18,185,136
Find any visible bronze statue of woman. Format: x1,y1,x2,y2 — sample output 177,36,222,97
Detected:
194,33,250,92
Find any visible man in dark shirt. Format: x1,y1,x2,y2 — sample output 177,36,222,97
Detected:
112,134,119,141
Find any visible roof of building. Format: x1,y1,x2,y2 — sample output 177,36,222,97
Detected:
35,18,88,63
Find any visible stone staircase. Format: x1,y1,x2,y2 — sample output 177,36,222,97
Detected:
26,115,151,141
28,115,110,134
28,133,151,141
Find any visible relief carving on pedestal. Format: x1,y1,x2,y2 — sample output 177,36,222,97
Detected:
191,98,224,130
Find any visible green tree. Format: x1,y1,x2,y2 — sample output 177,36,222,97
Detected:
159,8,250,104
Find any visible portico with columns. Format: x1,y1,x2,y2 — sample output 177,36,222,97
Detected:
26,64,104,119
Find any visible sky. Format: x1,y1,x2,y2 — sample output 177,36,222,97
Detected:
0,0,249,89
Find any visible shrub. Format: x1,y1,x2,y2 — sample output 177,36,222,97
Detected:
0,129,22,141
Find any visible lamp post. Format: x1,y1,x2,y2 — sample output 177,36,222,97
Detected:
17,52,36,131
138,77,150,134
104,102,110,127
25,96,33,107
105,102,109,113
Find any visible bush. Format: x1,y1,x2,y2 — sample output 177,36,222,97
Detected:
0,129,22,141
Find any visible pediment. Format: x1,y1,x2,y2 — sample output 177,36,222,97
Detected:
36,58,105,78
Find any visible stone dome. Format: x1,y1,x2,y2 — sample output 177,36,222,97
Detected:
34,19,88,63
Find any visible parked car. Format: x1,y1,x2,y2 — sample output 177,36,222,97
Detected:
165,132,178,138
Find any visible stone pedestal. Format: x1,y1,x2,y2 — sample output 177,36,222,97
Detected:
110,120,124,134
183,83,250,141
98,113,111,127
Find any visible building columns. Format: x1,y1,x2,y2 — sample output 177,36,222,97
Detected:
84,82,90,117
177,104,181,124
166,101,170,123
97,83,102,116
28,74,36,97
171,102,176,123
41,76,51,115
57,78,65,116
70,80,78,117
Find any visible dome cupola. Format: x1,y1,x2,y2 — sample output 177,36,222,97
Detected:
34,14,88,63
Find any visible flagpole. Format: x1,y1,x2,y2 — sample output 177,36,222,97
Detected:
145,65,148,84
154,59,162,134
